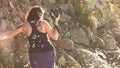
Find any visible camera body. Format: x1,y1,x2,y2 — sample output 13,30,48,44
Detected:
51,7,62,18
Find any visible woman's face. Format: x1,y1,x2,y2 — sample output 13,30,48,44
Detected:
38,7,45,20
37,12,43,19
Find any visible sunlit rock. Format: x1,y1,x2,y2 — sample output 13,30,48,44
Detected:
69,27,89,46
0,19,14,68
92,36,105,49
56,38,74,51
102,34,117,50
74,49,112,68
65,54,81,68
58,56,66,66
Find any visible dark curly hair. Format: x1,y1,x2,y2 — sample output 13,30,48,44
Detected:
25,5,44,22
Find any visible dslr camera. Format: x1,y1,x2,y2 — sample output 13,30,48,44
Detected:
50,7,62,18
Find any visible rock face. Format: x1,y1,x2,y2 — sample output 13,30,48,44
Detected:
0,19,14,68
65,27,89,46
0,0,120,68
74,49,112,68
56,38,74,51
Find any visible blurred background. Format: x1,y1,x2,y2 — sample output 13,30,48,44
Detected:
0,0,120,68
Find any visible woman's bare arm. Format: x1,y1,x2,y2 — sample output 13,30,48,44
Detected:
43,21,58,40
0,24,25,41
44,14,60,40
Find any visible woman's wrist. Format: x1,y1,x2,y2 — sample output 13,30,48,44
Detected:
54,19,58,26
54,23,58,26
54,24,59,32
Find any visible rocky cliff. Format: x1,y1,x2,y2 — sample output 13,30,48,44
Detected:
0,0,120,68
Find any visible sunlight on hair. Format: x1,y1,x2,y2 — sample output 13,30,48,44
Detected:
40,7,45,14
33,5,45,14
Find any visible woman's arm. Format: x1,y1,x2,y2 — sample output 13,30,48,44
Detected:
0,24,25,41
37,14,60,40
44,14,60,40
44,21,58,40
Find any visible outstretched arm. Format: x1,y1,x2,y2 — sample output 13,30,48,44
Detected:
0,24,25,41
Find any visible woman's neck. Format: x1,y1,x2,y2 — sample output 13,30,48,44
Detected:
39,18,43,21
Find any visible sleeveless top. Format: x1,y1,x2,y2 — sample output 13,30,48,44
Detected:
27,20,54,53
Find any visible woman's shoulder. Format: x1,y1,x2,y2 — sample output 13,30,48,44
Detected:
40,20,48,23
40,20,50,26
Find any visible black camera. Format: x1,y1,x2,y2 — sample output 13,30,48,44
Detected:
50,7,62,18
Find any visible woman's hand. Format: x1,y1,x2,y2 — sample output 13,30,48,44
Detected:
50,12,60,26
54,14,60,26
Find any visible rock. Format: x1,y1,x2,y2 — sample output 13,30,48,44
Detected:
0,11,3,18
65,54,81,68
0,0,9,6
102,34,117,50
87,0,98,9
0,62,3,68
92,36,105,49
103,49,120,68
86,26,92,37
0,19,15,68
48,0,56,4
69,27,89,46
57,52,81,68
57,0,65,4
74,49,112,68
56,38,74,51
111,28,120,44
0,40,15,68
61,1,74,14
58,56,66,66
13,33,29,68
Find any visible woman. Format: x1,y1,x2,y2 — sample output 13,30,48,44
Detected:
0,5,60,68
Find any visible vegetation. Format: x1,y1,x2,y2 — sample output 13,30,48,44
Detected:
70,0,97,28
